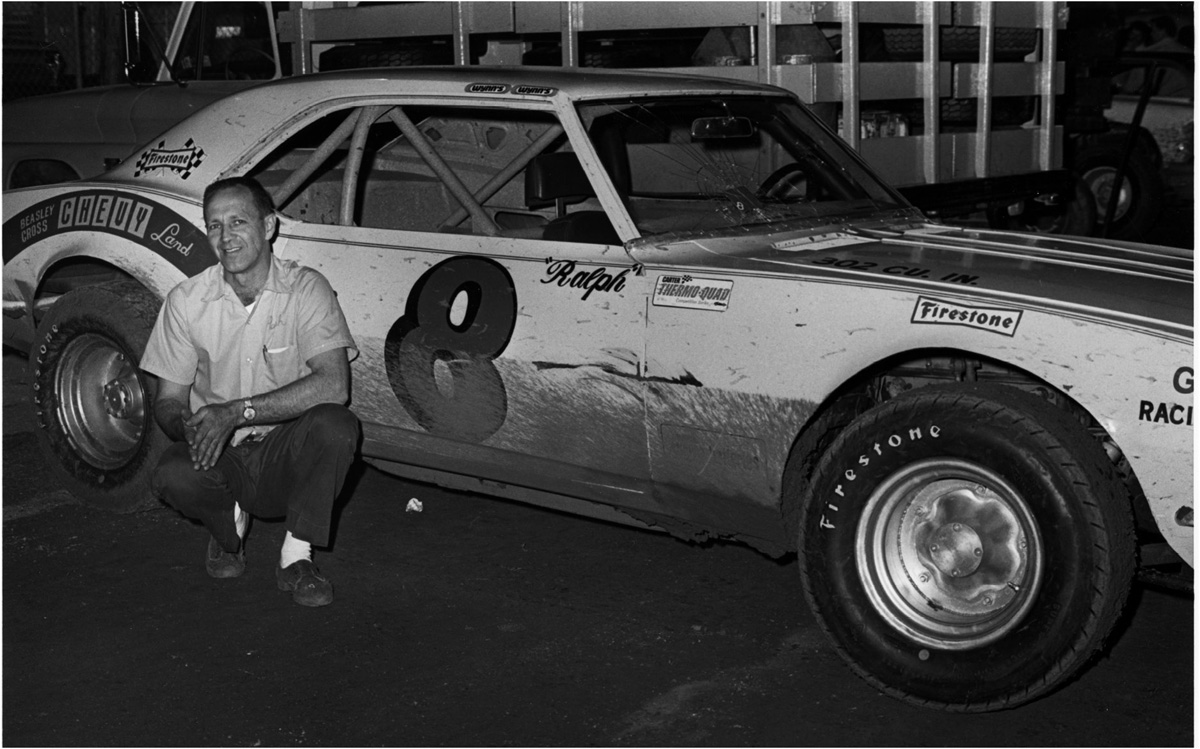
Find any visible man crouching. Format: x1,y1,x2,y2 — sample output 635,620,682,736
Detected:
141,176,359,607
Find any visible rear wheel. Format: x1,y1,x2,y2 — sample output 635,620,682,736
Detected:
31,281,167,512
797,384,1134,711
1076,146,1163,241
985,174,1097,237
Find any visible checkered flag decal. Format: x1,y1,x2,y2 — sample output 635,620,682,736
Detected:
134,139,206,179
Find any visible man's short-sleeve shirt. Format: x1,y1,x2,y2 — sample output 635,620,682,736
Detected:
141,254,357,428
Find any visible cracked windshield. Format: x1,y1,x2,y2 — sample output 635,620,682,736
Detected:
577,96,904,237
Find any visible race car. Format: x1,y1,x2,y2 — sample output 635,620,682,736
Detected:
2,67,1192,712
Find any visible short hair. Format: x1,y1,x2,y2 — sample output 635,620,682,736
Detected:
204,176,275,219
1150,15,1177,38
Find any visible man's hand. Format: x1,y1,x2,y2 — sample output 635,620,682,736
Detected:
184,402,240,471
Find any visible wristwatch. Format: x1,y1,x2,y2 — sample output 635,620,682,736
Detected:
241,398,256,423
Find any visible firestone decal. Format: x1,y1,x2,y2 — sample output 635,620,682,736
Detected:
911,296,1022,337
1,189,213,276
652,274,732,311
134,138,206,179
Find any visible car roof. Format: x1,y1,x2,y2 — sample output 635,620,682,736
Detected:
104,66,788,198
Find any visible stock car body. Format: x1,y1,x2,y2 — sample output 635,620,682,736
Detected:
2,67,1192,711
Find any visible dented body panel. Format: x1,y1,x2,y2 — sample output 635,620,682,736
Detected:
2,67,1191,565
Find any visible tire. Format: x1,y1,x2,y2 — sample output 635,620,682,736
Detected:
30,281,168,512
797,384,1134,711
1075,146,1164,241
781,393,873,540
985,174,1097,237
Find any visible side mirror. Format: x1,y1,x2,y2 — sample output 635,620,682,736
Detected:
691,116,756,140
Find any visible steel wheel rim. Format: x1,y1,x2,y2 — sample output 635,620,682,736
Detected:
55,333,146,470
1083,166,1131,223
855,458,1044,650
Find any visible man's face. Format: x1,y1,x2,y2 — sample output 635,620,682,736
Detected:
204,186,276,277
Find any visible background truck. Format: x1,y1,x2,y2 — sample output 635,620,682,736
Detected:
1,2,1184,241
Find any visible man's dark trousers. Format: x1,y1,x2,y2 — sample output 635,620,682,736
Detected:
153,404,360,552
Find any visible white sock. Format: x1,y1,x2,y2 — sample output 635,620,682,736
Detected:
279,531,312,568
233,503,248,539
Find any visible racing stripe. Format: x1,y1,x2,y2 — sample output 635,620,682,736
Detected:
3,189,215,277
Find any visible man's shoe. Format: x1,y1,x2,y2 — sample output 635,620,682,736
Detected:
276,559,334,607
206,535,245,579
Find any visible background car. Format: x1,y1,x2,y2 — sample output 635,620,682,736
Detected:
2,67,1191,712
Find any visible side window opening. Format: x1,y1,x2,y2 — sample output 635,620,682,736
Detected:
248,103,618,244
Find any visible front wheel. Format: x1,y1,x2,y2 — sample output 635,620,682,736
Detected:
31,281,168,512
798,384,1134,711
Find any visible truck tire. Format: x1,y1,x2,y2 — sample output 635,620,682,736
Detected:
985,174,1097,237
797,384,1134,711
1076,145,1164,241
30,281,168,512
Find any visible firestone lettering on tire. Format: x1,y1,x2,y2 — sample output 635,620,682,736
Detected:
820,424,942,530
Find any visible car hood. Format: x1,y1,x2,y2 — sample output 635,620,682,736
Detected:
630,222,1193,336
2,81,259,150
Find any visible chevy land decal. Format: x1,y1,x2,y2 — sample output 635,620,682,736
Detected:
652,274,733,311
911,296,1022,336
134,138,206,179
2,189,214,277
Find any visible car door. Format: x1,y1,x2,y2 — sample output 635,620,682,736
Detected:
244,98,654,505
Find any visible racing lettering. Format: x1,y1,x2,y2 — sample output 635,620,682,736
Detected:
384,256,518,442
811,256,878,271
883,265,932,278
19,204,52,243
1138,400,1193,426
59,195,152,238
655,283,730,302
2,190,212,275
542,259,630,301
151,223,197,257
1174,367,1193,394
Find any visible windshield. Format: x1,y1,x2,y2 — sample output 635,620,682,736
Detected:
577,95,906,237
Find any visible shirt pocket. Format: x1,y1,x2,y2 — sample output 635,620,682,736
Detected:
260,338,297,389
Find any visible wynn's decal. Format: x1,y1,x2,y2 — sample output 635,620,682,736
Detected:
513,85,557,96
1,190,214,276
652,274,732,311
134,138,206,179
910,296,1022,337
467,83,509,94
